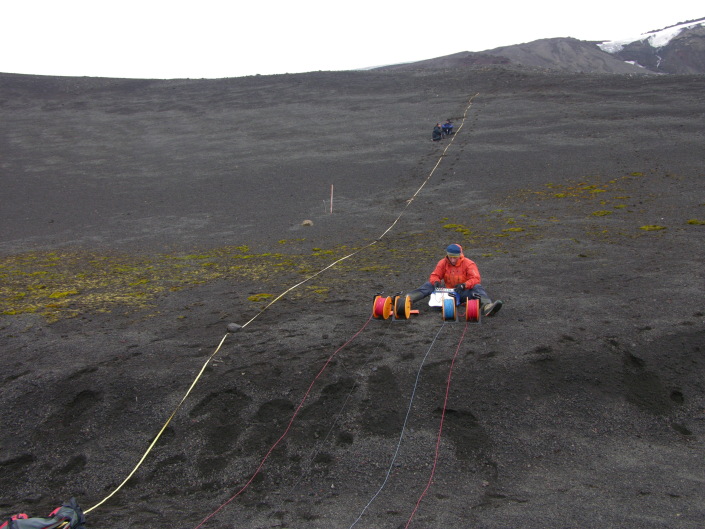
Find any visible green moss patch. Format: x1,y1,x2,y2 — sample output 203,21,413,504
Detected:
442,223,472,236
247,293,274,302
0,244,362,321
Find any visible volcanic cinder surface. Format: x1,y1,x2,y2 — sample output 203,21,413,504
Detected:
1,68,704,528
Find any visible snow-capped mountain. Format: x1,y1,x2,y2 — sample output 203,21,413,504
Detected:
599,18,705,74
374,17,705,75
599,18,704,54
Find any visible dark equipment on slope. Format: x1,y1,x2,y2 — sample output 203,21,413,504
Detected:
1,498,86,529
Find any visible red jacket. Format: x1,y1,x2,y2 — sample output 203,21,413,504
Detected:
429,248,481,289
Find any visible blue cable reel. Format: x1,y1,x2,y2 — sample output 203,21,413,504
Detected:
442,296,457,321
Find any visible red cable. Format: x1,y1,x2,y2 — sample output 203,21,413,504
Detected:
193,315,373,529
404,322,468,528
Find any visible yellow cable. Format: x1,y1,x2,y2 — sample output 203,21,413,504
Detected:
85,93,479,514
242,93,479,328
84,333,230,514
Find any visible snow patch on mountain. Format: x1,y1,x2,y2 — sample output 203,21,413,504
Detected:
599,18,705,53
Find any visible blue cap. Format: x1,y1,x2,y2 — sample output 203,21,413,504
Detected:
446,244,462,257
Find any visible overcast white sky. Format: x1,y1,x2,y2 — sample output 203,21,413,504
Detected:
1,1,701,79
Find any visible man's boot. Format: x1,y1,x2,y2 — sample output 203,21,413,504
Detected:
480,297,503,317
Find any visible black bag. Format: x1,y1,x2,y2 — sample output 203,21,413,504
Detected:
0,498,85,529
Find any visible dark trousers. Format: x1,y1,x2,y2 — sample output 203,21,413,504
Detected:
410,281,490,304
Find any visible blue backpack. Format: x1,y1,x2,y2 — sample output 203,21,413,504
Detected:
0,498,85,529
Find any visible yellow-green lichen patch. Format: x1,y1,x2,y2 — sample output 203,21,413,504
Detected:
247,293,274,303
517,175,638,207
307,285,330,297
48,290,79,299
442,224,472,236
0,242,373,322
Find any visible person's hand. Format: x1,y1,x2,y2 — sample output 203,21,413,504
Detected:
434,280,445,288
454,283,465,294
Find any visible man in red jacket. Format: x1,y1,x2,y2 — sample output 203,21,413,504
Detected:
407,243,502,317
